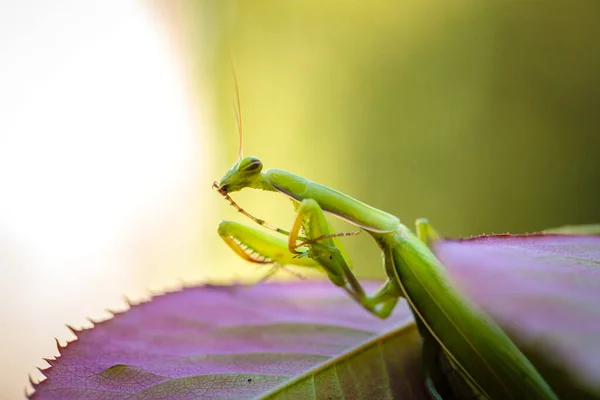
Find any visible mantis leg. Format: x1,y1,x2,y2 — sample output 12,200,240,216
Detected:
287,199,402,318
255,265,284,284
217,219,319,271
255,264,307,284
421,330,455,400
415,218,441,247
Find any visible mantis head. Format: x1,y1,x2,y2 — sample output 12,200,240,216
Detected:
214,156,264,194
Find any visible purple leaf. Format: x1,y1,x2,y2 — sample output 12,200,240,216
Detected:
436,233,600,398
31,281,427,400
33,231,600,398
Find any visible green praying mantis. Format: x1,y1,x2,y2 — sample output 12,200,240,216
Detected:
212,76,557,400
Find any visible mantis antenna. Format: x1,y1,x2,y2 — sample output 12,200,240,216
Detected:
230,56,244,161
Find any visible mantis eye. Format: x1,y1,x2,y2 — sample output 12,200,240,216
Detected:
239,156,263,172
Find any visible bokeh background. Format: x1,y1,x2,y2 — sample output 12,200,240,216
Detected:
1,1,599,399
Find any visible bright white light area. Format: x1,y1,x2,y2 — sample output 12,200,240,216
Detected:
0,2,209,398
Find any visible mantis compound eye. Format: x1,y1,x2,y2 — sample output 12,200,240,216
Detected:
239,156,263,173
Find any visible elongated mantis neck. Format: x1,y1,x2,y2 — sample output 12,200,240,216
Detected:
249,172,277,192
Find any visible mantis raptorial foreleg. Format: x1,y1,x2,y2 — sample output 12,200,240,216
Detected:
217,214,358,288
285,198,402,317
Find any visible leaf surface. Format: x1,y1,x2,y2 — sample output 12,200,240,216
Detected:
32,282,428,400
435,233,600,399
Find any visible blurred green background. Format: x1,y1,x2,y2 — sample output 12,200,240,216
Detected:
168,1,600,278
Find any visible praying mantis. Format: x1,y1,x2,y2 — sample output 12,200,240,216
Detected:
213,76,557,400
